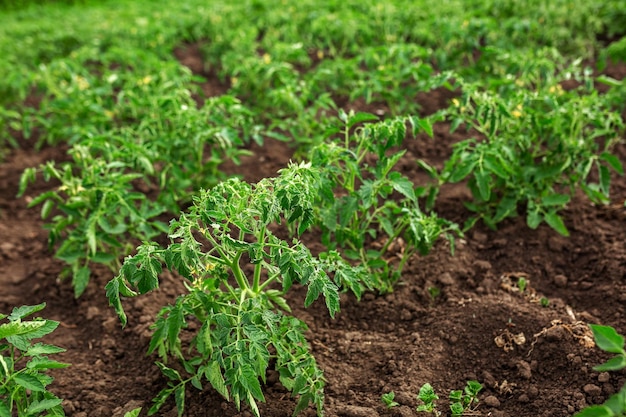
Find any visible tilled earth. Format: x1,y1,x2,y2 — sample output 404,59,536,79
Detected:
0,48,625,417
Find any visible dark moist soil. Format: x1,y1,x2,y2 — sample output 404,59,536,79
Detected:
1,45,626,417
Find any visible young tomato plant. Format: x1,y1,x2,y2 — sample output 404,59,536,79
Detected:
0,303,69,417
574,325,626,417
421,68,624,235
311,110,460,293
106,162,369,417
18,156,169,298
416,381,482,417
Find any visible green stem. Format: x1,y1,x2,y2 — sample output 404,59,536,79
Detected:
230,251,249,291
252,228,266,293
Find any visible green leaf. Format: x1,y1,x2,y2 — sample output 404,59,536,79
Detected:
448,159,477,183
573,405,613,417
593,355,626,372
174,384,185,417
390,173,416,202
0,321,46,340
544,211,569,237
26,398,63,414
410,116,433,137
166,303,185,350
483,154,510,179
205,361,229,400
0,402,10,417
156,362,182,382
475,169,491,201
450,402,464,416
73,267,91,298
590,325,625,354
526,210,542,229
305,275,340,318
26,343,66,356
347,112,378,128
14,373,45,392
240,363,265,403
91,252,116,263
600,152,624,175
8,303,46,321
123,408,142,417
599,164,611,196
541,194,571,206
26,357,70,370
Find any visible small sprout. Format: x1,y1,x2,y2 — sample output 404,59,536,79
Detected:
416,383,441,416
517,277,527,293
540,297,550,307
381,391,400,408
428,286,441,300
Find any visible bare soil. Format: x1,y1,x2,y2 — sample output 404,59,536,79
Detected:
0,47,625,417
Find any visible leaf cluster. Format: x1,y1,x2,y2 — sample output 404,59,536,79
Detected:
311,110,460,293
421,64,624,235
17,47,262,297
0,303,68,417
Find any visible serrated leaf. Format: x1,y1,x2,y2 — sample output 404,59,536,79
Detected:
0,321,46,340
166,303,185,350
572,405,613,417
26,343,65,356
26,357,70,370
174,384,185,417
25,398,63,414
600,152,624,175
205,360,229,400
590,324,625,354
240,363,265,403
0,402,9,417
347,112,378,128
14,373,45,392
8,303,46,321
73,267,91,298
123,408,142,417
483,154,510,178
293,392,313,416
593,355,626,372
148,387,173,416
544,211,569,237
390,173,416,202
448,159,477,183
475,169,490,201
541,194,571,206
156,362,182,382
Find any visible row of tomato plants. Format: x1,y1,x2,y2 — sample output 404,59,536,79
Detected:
8,72,626,416
1,1,625,415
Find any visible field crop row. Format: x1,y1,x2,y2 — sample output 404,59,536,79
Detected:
0,1,625,416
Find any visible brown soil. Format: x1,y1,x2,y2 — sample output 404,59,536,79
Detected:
1,48,625,417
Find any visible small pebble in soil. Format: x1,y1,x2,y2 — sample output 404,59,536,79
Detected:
583,384,602,396
598,372,610,383
391,405,415,417
483,395,501,408
473,260,492,271
437,272,455,286
481,370,496,388
518,393,529,403
517,360,532,379
553,274,568,288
